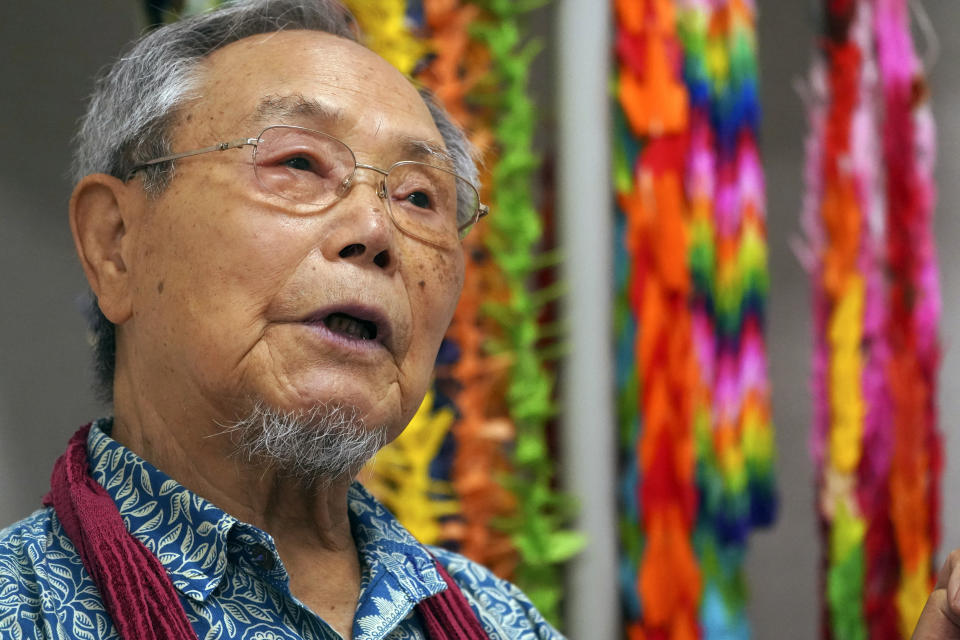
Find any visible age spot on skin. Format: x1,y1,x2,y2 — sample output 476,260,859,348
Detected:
418,280,425,289
157,280,165,294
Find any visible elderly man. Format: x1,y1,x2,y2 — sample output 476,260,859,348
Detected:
0,1,561,638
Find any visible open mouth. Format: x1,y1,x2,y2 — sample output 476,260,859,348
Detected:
322,312,378,341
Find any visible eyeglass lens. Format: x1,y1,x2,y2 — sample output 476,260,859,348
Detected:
252,126,479,246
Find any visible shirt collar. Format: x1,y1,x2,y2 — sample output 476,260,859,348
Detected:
86,419,448,609
87,419,237,601
348,482,447,603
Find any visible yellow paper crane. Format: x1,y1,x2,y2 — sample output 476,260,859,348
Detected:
363,391,460,545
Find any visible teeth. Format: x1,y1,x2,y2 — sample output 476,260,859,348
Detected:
324,313,376,340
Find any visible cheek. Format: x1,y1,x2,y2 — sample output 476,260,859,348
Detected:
134,192,312,364
409,247,464,338
399,248,463,403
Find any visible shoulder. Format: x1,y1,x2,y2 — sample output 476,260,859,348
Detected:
427,546,566,640
0,508,57,636
0,508,113,640
0,507,56,577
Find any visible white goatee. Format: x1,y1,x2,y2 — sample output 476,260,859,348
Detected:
221,401,387,488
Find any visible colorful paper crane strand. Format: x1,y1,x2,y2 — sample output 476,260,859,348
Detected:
803,0,941,637
616,0,776,637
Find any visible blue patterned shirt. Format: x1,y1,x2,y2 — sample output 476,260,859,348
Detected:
0,420,563,639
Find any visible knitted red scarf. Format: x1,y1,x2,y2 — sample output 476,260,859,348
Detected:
45,424,488,640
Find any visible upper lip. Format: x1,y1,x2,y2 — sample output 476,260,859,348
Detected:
301,303,394,351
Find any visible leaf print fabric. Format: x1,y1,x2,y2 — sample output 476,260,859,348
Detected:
0,420,563,639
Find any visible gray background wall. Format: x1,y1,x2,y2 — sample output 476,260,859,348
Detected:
2,2,958,637
0,3,140,510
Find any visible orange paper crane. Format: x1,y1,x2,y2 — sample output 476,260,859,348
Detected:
616,0,688,137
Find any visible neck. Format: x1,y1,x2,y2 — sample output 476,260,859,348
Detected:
106,358,370,638
110,402,365,639
109,383,356,552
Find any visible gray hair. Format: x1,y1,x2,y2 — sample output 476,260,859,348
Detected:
219,401,387,486
76,0,477,402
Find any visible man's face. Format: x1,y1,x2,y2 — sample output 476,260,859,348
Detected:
122,31,465,441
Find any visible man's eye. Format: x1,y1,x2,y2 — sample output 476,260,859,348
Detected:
406,191,432,209
282,156,313,172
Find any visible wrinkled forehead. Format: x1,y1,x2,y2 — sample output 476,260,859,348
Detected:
178,30,443,153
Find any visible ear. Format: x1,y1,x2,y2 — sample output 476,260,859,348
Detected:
69,174,139,325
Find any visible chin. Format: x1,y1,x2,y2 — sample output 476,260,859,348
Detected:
221,397,389,486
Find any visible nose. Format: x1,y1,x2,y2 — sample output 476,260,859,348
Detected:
319,172,397,274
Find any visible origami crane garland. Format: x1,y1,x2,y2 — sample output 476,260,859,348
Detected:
614,0,776,637
802,0,941,637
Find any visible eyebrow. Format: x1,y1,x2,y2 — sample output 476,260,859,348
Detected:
251,94,346,127
400,139,455,170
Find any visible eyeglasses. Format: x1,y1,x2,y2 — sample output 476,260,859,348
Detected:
127,125,489,248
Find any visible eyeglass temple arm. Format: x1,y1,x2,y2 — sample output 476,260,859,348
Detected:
127,137,258,179
456,203,490,234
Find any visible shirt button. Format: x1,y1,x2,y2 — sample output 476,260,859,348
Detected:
251,545,275,570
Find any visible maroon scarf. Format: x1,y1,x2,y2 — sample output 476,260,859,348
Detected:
45,424,488,640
